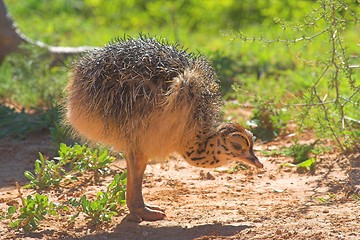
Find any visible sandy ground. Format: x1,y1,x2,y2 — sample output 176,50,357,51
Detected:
0,130,359,240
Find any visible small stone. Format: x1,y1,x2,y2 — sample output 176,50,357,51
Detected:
206,172,215,180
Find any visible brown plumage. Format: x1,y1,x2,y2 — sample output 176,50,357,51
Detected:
65,35,263,222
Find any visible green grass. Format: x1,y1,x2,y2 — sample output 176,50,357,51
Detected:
0,45,68,108
0,103,59,138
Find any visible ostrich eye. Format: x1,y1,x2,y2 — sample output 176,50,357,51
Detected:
230,141,242,150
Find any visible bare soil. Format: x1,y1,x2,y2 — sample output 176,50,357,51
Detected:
0,130,359,240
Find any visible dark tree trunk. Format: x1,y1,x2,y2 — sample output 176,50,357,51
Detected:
0,0,97,63
0,0,23,62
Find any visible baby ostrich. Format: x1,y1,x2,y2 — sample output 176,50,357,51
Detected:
65,36,263,222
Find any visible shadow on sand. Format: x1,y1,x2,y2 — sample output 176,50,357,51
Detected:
66,218,252,240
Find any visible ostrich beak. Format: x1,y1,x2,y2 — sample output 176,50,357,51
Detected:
249,155,264,168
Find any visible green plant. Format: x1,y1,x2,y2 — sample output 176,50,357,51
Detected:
58,143,116,183
316,192,337,204
64,172,127,224
262,142,330,157
262,140,323,172
8,193,57,231
247,99,290,142
286,140,317,164
79,192,117,224
6,150,127,230
24,153,64,189
79,172,127,224
107,172,127,206
23,144,116,190
282,157,317,172
74,148,114,182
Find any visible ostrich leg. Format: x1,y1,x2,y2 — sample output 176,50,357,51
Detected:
125,151,166,222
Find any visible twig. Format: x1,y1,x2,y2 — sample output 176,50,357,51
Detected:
15,182,25,207
228,28,329,44
281,101,335,107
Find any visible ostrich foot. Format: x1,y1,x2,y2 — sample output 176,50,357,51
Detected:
127,205,166,222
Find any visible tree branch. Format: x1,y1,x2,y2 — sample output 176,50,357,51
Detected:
0,0,97,63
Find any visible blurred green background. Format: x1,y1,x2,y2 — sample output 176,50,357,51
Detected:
4,0,319,47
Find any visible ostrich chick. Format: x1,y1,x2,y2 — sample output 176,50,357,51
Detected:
65,36,263,222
